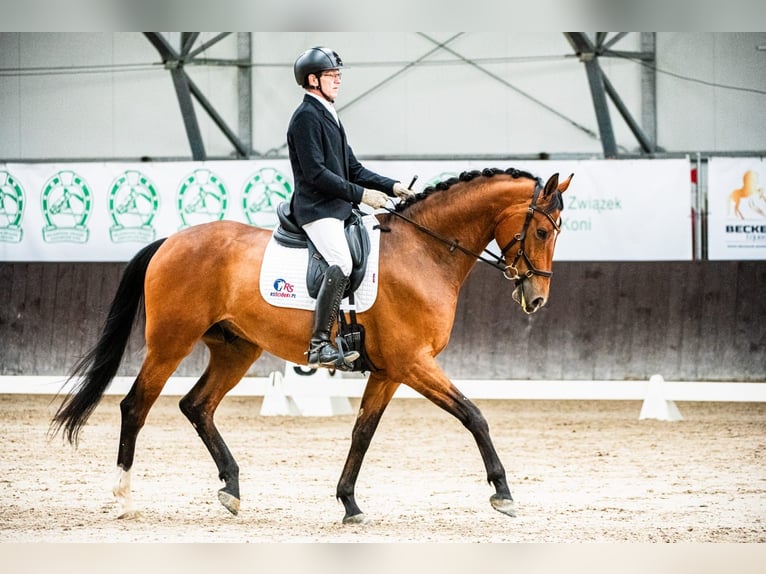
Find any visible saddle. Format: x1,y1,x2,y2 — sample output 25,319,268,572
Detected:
273,201,376,373
274,202,370,299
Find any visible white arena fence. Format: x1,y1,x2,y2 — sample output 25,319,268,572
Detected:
2,373,763,402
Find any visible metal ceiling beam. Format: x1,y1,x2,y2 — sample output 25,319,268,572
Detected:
640,32,658,149
565,32,617,157
186,73,248,157
237,33,253,156
564,32,658,157
143,32,248,160
144,32,206,160
188,33,232,59
170,68,206,160
181,32,200,57
601,32,629,51
601,69,655,153
144,32,177,61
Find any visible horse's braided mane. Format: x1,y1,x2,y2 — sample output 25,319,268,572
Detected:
393,167,561,214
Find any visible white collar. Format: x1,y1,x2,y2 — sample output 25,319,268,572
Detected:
306,91,339,126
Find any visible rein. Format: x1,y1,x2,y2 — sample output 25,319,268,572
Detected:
382,179,560,284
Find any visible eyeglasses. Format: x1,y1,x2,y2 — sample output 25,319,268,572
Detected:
322,71,342,80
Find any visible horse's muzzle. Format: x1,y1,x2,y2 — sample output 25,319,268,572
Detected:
512,283,546,314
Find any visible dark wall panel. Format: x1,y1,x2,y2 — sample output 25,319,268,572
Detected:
1,261,764,381
442,261,765,381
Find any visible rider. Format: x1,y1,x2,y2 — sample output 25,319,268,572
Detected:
287,46,415,369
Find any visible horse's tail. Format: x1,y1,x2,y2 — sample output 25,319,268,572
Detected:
50,238,167,445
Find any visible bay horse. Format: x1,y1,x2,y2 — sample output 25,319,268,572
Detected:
51,167,573,523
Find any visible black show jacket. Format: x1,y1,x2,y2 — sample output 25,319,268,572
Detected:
287,94,396,227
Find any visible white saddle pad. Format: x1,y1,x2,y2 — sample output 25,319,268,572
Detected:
259,215,381,313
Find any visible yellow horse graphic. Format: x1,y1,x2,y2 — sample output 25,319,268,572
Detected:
728,170,765,219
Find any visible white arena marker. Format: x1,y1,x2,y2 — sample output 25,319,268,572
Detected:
259,370,301,416
282,362,354,417
260,363,354,417
639,374,683,421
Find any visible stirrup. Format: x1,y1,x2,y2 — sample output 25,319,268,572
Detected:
334,334,360,369
306,340,359,369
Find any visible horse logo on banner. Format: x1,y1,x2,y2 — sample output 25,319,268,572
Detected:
176,168,228,229
728,170,766,220
108,170,160,243
41,170,92,243
242,167,293,229
0,170,25,243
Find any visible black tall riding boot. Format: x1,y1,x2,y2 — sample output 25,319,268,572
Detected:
307,265,360,369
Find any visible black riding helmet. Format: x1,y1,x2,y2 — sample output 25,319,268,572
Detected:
293,46,344,88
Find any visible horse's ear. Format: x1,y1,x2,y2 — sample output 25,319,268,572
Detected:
543,173,559,198
557,173,574,193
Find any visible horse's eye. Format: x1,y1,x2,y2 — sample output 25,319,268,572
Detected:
536,228,549,240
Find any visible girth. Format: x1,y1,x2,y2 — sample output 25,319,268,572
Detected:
273,202,370,299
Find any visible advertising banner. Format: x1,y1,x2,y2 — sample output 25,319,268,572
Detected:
0,158,692,262
707,157,766,260
0,160,294,262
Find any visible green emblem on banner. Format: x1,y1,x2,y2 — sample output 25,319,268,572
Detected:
0,170,25,243
41,170,92,243
426,172,458,188
242,167,293,228
108,170,160,243
177,168,228,229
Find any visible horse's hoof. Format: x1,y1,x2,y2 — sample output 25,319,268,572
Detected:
490,494,516,517
342,513,368,525
117,510,142,520
218,490,240,515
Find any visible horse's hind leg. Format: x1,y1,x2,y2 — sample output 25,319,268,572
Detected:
115,349,188,518
336,372,400,524
179,334,261,516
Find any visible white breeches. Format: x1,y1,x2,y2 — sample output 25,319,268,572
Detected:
302,217,352,276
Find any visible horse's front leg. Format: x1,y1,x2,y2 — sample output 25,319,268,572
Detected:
336,372,400,524
405,358,515,517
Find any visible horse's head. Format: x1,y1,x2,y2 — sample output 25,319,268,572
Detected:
496,172,573,314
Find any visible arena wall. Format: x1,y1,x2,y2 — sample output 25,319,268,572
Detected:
1,260,763,382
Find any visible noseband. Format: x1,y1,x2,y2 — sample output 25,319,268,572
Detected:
497,180,561,283
382,179,560,284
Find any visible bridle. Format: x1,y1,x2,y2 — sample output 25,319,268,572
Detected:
496,180,562,282
382,179,561,284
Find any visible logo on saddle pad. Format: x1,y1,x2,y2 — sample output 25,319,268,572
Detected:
270,278,296,299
